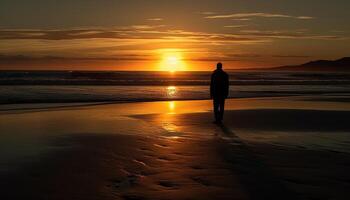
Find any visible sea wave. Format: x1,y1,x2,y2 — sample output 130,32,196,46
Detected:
1,71,350,85
1,85,350,104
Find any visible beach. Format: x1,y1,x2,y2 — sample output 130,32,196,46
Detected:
1,96,350,200
2,0,349,198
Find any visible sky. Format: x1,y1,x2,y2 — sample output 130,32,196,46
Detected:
0,0,349,71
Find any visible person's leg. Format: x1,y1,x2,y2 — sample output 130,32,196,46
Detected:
213,98,219,122
219,98,225,121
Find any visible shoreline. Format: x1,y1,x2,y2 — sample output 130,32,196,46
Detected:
1,95,350,115
1,94,350,112
2,84,350,106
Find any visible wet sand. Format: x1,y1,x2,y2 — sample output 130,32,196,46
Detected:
1,97,350,200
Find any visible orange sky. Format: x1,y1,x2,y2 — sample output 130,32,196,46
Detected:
0,0,349,71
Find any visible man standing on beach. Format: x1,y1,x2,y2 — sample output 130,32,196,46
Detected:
210,62,229,124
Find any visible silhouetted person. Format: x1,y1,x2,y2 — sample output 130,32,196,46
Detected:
210,62,229,124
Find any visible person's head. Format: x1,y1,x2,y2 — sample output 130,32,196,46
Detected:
216,62,223,70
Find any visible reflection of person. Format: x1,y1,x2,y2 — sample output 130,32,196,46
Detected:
210,62,229,124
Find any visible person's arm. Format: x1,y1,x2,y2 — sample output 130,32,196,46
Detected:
210,73,214,99
224,73,229,98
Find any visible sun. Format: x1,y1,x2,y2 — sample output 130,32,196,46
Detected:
159,51,186,72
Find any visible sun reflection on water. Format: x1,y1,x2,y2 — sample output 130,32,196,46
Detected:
168,101,176,114
167,86,177,97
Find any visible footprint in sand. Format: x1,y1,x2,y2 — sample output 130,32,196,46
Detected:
132,159,147,167
139,147,152,152
157,156,174,161
110,174,143,189
190,165,205,170
191,177,211,186
158,180,180,189
122,194,148,200
153,143,169,148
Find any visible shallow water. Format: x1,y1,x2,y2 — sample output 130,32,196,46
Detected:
1,71,350,104
1,84,350,104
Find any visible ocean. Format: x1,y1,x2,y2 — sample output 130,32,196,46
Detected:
1,70,350,104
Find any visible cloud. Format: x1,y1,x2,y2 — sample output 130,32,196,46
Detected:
123,25,166,30
197,11,217,15
147,18,163,21
224,25,248,28
0,26,345,45
238,30,345,40
296,16,314,20
271,55,310,58
0,54,155,62
205,12,314,20
183,53,263,62
0,28,266,44
0,25,166,40
0,52,313,66
0,53,262,63
0,26,346,65
186,53,312,62
232,18,252,21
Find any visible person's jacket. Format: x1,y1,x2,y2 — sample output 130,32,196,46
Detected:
210,69,229,98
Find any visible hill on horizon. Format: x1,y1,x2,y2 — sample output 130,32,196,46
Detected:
265,57,350,71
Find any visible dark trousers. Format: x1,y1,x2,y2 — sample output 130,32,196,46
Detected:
213,97,225,122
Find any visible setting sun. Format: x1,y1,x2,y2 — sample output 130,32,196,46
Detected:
159,51,187,72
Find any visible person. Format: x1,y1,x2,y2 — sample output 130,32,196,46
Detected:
210,62,229,124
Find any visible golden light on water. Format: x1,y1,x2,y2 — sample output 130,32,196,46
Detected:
166,86,177,114
167,86,177,97
168,101,176,112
